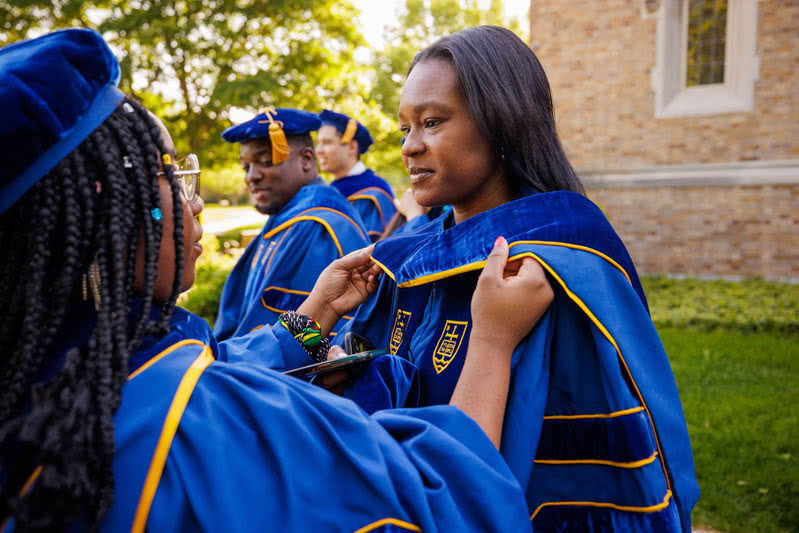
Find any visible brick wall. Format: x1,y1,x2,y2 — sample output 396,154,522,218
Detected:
588,184,799,280
530,0,799,279
530,0,799,169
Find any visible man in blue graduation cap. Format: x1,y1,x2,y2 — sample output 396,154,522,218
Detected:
316,110,397,241
214,108,370,341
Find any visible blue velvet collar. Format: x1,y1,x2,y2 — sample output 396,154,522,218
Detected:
329,169,393,198
273,177,352,220
372,191,648,308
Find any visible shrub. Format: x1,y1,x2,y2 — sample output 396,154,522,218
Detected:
643,276,799,337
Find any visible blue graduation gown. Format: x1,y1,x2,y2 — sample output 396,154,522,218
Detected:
214,178,369,341
336,192,700,533
329,169,397,241
3,308,532,532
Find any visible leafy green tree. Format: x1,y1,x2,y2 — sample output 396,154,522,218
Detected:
0,0,369,167
1,0,530,194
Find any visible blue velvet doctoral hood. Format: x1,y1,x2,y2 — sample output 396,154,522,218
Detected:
337,191,698,532
372,191,648,310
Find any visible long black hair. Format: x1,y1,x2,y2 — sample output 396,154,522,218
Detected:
409,25,584,196
0,97,184,531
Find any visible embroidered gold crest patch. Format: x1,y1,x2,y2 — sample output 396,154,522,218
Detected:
389,309,412,355
432,320,468,374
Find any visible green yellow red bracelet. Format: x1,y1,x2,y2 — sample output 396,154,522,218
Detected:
279,311,330,362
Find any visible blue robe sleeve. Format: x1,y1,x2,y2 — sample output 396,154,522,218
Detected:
350,196,397,241
215,318,313,371
143,360,532,532
219,322,420,412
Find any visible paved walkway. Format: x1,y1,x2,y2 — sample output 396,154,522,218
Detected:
203,209,267,235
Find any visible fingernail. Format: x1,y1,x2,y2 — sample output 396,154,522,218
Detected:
494,236,505,247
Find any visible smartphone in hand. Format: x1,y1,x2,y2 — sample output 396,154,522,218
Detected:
283,349,387,380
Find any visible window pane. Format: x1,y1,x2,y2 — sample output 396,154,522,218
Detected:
686,0,727,86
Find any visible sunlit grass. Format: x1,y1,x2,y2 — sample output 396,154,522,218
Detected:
661,328,798,533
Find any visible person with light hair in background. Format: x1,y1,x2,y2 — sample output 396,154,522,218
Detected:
317,109,397,241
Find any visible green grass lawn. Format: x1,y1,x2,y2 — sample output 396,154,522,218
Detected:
661,327,799,533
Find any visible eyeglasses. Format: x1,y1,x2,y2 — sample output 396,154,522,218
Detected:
173,153,201,203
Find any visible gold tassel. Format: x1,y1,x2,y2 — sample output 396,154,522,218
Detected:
258,107,290,165
341,118,357,144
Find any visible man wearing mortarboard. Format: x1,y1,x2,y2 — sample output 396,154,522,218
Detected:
213,108,369,342
316,110,397,241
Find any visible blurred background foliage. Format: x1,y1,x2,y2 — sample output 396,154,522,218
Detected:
0,0,526,200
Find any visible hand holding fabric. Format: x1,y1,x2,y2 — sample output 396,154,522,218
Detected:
451,236,554,448
470,236,553,353
298,245,382,335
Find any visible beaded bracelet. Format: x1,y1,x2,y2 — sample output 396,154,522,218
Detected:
279,311,330,363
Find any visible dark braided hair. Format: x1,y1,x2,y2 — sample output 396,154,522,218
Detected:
0,97,185,531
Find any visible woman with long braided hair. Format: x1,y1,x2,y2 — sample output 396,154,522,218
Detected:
0,28,203,529
0,29,550,532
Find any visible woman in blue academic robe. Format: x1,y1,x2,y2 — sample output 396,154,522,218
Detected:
335,26,700,532
0,29,555,532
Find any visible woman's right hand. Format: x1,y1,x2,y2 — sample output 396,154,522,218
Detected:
297,245,382,335
469,236,554,353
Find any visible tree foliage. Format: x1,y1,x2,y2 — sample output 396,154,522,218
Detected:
1,0,529,190
1,0,368,166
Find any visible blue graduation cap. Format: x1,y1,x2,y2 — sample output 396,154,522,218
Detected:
221,107,322,165
318,110,374,154
0,28,125,214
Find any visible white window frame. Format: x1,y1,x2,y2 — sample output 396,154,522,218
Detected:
651,0,760,118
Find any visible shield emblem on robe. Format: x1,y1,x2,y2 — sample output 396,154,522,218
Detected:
432,320,468,374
